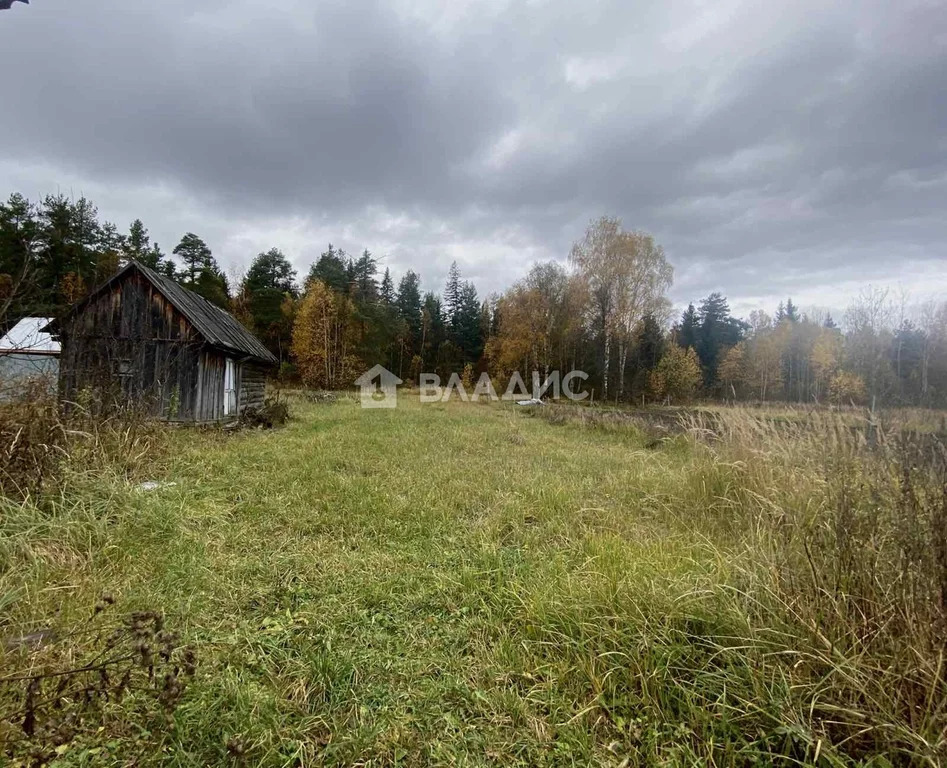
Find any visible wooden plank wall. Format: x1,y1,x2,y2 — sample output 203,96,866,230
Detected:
60,272,211,422
196,351,226,422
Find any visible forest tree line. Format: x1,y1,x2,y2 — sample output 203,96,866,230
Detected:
2,193,946,407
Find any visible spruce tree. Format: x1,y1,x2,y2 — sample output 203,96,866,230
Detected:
696,293,746,388
453,281,483,362
784,297,799,322
380,268,395,305
444,261,462,325
421,292,446,364
351,250,378,303
307,245,349,293
677,304,699,349
396,271,423,352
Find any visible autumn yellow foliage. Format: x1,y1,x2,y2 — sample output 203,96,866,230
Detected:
291,279,361,389
649,345,701,402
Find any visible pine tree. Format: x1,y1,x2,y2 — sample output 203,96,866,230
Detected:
194,263,230,309
124,219,150,266
154,244,174,277
241,248,298,360
123,219,166,272
36,195,101,313
96,222,124,283
0,193,41,320
172,233,229,308
71,197,101,281
243,248,296,295
173,233,212,285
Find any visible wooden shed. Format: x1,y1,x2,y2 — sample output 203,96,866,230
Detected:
54,261,278,423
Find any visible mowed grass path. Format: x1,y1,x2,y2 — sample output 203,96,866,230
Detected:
4,396,803,766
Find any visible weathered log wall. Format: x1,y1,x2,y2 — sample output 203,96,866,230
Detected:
239,364,267,414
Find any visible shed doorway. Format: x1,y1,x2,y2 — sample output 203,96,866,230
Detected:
224,358,237,416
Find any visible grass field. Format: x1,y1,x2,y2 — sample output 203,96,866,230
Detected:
2,394,946,766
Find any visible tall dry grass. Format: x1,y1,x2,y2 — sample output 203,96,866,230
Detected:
0,385,167,501
679,406,947,762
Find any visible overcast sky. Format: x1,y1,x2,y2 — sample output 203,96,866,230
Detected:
1,0,945,318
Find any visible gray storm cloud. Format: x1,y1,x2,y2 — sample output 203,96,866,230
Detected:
1,0,944,314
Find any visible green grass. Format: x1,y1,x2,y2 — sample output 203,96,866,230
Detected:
2,394,945,765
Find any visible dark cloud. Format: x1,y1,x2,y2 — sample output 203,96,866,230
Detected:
1,0,945,315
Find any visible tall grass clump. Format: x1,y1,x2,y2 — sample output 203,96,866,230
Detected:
0,381,64,500
0,387,170,605
1,387,176,761
0,386,167,501
680,407,947,763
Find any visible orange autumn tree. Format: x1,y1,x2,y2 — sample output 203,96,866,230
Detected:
486,262,586,385
291,279,361,389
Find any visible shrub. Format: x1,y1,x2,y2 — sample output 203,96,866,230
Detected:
241,395,290,428
649,345,701,403
829,370,868,406
277,361,297,384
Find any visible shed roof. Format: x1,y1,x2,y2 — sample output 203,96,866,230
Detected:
62,262,277,365
0,317,60,354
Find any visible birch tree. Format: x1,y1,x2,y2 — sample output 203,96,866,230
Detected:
570,217,672,401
